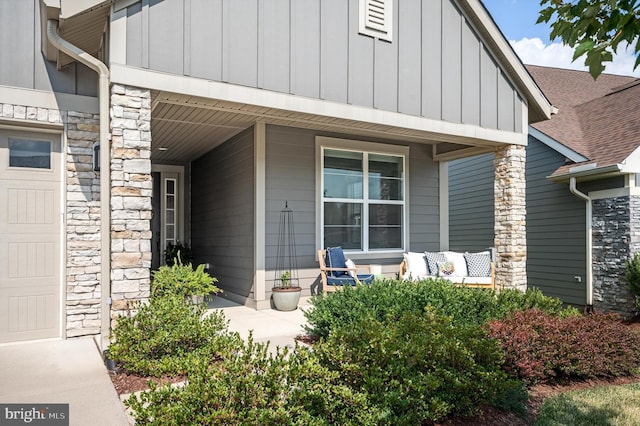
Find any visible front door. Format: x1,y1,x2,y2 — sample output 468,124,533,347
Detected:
0,130,61,343
151,166,184,269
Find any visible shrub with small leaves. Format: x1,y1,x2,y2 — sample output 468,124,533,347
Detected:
311,308,527,424
625,252,640,309
304,279,578,339
126,336,381,425
109,295,242,376
487,309,640,385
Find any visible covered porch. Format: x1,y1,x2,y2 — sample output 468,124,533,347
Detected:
108,75,530,313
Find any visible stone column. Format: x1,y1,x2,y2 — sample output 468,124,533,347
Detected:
592,196,637,318
494,144,527,291
109,85,152,323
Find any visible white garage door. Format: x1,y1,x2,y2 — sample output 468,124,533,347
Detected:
0,130,61,343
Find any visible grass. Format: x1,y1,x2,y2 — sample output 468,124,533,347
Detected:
535,383,640,426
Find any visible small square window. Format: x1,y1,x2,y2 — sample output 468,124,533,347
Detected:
9,138,51,169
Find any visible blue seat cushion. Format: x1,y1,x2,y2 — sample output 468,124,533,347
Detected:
326,274,375,286
326,247,347,277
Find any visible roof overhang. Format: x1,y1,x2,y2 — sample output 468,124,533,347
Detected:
549,145,640,183
40,0,112,69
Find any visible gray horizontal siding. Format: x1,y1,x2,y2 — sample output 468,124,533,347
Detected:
264,125,440,295
448,137,588,306
448,153,495,252
125,0,523,132
0,0,97,97
526,138,586,306
191,127,256,299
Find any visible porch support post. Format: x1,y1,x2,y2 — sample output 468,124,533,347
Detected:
109,84,153,323
494,144,527,291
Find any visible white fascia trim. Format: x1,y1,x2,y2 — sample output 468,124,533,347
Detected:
110,63,527,146
0,85,99,113
529,127,589,163
548,164,622,183
463,0,552,121
433,145,494,162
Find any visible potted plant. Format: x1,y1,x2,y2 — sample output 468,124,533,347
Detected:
272,270,302,311
152,256,221,305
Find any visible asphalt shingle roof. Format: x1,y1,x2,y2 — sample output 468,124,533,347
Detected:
525,65,639,177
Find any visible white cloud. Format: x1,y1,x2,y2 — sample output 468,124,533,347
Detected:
510,37,640,77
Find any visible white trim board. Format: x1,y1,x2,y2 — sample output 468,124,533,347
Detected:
110,63,528,147
0,86,99,114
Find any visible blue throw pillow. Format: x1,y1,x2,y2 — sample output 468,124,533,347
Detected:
326,247,347,277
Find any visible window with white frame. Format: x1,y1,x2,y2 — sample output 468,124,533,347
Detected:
322,146,405,252
359,0,393,42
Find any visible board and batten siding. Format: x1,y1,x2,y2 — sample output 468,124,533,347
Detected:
448,138,587,306
124,0,523,133
0,0,97,96
191,127,256,299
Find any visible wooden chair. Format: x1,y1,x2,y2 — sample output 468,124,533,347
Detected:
317,248,375,293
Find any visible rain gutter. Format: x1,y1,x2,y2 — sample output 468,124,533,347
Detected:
46,19,112,350
569,177,593,308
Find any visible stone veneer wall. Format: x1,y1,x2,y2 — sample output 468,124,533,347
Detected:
494,144,527,291
1,102,102,337
592,196,637,318
109,84,152,324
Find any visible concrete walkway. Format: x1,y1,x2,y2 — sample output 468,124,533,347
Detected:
0,337,130,426
0,297,310,425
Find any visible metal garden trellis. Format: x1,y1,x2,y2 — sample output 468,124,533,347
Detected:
274,201,299,288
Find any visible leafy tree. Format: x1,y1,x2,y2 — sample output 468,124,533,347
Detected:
538,0,640,79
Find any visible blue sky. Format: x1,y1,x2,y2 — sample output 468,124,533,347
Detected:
482,0,640,77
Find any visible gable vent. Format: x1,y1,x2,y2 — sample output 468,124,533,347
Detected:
359,0,393,42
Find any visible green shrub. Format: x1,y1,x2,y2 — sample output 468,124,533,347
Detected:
127,336,381,425
109,295,242,376
625,252,640,309
487,309,640,385
311,308,527,424
151,259,220,299
304,279,577,338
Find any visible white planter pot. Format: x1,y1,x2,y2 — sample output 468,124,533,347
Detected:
272,287,302,311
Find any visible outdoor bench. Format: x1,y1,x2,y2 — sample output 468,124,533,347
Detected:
399,250,495,290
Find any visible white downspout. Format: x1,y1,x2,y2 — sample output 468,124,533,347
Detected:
569,177,593,308
46,20,112,350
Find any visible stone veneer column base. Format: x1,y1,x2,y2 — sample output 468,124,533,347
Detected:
109,84,152,326
494,144,527,291
592,196,638,318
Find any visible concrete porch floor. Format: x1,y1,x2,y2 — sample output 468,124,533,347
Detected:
207,294,311,353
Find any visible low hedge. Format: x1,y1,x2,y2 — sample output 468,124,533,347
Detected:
109,295,242,376
127,336,381,425
311,308,527,424
487,309,640,385
304,279,578,338
127,309,527,425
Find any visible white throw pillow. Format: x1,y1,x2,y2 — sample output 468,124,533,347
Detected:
403,252,428,279
345,258,356,278
443,251,468,277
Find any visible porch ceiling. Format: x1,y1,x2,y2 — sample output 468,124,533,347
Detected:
149,91,499,163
